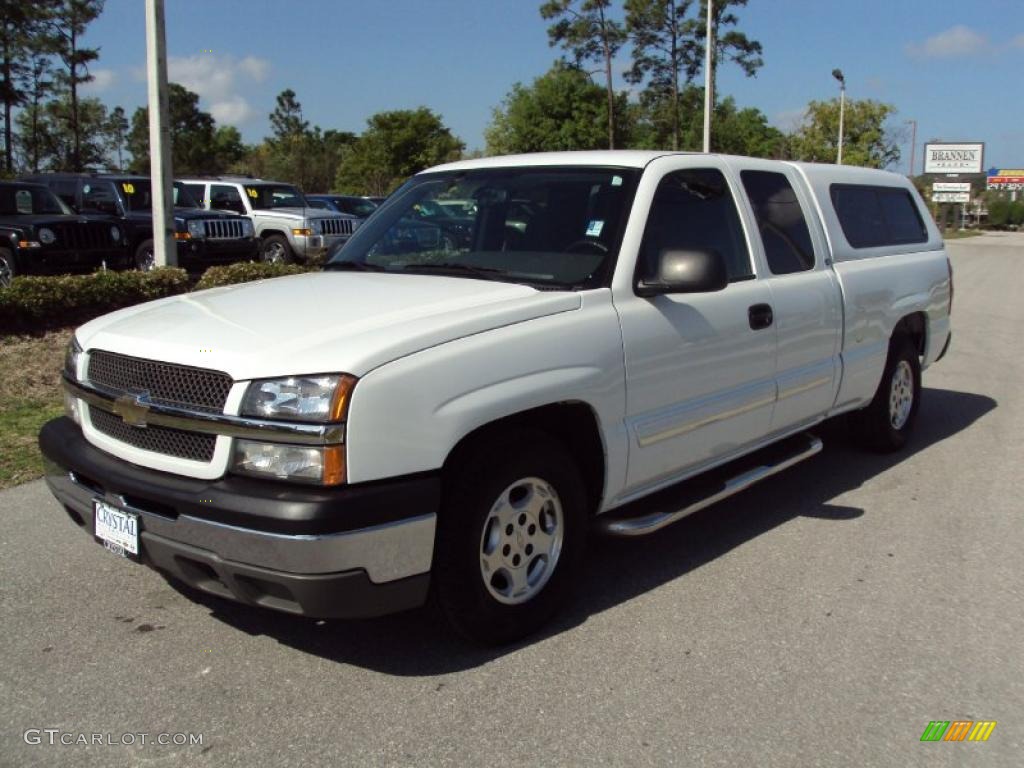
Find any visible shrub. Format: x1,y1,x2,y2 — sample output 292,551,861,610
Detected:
193,261,316,291
0,268,189,334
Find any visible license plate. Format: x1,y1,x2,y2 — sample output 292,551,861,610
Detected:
93,500,139,559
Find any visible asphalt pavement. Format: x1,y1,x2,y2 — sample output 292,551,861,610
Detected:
1,232,1022,767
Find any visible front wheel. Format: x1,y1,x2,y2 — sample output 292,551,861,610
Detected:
849,336,921,452
433,430,588,644
134,239,155,272
260,235,293,264
0,248,15,288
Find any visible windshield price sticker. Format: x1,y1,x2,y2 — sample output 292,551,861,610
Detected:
122,182,135,194
246,187,259,199
586,220,605,237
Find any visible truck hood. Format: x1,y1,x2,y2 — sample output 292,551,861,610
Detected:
76,272,581,380
256,207,346,222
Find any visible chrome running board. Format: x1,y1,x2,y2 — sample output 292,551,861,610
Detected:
599,433,823,537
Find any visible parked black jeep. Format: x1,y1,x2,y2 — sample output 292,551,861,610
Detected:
0,181,130,288
22,173,259,272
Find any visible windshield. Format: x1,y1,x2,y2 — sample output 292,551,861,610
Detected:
0,184,71,215
327,167,640,289
244,184,306,210
119,180,200,210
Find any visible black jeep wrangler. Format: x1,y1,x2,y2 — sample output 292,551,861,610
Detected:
23,173,259,272
0,181,130,288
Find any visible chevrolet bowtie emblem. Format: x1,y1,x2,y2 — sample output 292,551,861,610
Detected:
113,393,151,427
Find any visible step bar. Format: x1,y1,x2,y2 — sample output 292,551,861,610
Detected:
598,433,823,537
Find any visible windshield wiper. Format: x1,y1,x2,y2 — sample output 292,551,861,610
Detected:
323,260,388,272
400,262,507,281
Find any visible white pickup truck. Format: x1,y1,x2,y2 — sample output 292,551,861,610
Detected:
41,151,952,643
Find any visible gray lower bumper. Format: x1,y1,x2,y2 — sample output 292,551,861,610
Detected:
43,458,435,618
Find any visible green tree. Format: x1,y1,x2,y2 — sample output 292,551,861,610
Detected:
0,0,55,173
105,104,127,170
13,52,54,172
126,83,220,174
211,125,245,171
335,108,463,196
269,88,307,140
788,98,900,168
624,0,698,151
20,95,107,170
540,0,625,149
47,0,104,171
486,61,630,154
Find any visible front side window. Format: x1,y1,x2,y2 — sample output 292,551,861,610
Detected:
638,168,753,283
327,167,640,289
741,170,815,274
210,184,246,214
81,181,121,214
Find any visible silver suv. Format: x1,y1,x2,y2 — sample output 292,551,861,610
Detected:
180,177,359,263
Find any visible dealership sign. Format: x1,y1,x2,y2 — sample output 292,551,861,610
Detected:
987,169,1024,191
933,182,971,193
924,143,984,174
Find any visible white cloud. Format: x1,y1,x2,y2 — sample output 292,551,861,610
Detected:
83,68,116,92
165,54,271,126
208,95,255,125
906,26,988,58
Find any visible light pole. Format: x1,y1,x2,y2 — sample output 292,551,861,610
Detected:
702,0,714,153
905,119,917,176
832,68,845,165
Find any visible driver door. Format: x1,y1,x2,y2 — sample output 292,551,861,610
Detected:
614,160,777,496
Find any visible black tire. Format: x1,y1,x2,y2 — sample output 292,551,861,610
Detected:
433,429,588,645
260,234,294,264
849,336,921,452
0,248,15,288
134,239,155,272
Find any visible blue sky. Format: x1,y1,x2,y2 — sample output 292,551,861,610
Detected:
81,0,1024,173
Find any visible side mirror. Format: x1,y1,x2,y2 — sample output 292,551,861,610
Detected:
636,248,729,297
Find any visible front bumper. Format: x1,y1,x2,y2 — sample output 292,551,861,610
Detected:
39,417,436,618
293,233,349,259
175,237,259,270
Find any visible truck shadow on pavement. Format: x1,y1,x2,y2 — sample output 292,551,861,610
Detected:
176,386,995,673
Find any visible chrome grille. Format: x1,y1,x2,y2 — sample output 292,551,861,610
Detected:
202,218,246,239
87,351,232,414
90,408,216,462
317,217,355,236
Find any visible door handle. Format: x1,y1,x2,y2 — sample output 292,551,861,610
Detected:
748,303,773,330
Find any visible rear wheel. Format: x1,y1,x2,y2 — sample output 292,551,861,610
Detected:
0,248,15,288
433,430,588,644
849,336,921,452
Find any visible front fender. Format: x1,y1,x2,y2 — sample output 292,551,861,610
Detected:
344,290,628,502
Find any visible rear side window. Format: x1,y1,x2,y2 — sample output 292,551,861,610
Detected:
639,168,753,282
831,184,927,249
740,170,815,274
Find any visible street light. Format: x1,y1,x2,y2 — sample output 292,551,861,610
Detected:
832,68,845,165
905,119,918,176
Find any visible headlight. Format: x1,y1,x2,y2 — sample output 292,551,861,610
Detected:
110,225,121,242
232,441,345,485
39,227,56,245
241,219,254,236
64,336,83,381
187,220,206,239
240,374,356,422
